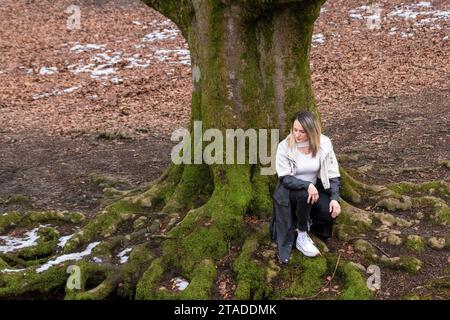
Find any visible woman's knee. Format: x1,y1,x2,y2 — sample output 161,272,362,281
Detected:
291,189,309,202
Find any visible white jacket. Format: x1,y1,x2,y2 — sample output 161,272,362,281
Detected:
275,134,340,189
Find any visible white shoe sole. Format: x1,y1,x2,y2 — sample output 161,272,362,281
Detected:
296,243,320,257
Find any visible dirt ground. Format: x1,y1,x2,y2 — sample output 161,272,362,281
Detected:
0,0,449,299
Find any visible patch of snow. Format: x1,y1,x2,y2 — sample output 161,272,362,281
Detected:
388,3,450,21
70,43,106,53
57,234,74,248
110,77,123,84
117,248,132,264
312,33,325,44
0,268,27,273
349,13,364,19
0,227,40,253
142,28,179,42
153,49,191,65
36,241,100,273
400,32,414,38
91,67,116,77
62,86,81,94
32,86,81,100
125,57,151,69
39,67,58,76
171,277,189,291
92,256,103,263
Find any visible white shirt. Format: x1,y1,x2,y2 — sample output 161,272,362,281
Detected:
294,149,320,185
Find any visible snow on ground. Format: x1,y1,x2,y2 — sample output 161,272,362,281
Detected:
349,1,450,34
312,34,326,46
117,247,132,264
57,234,74,248
39,67,58,76
32,85,82,100
170,277,189,291
0,227,41,253
36,241,100,273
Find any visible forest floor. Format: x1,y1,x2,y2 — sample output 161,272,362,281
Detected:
0,0,448,299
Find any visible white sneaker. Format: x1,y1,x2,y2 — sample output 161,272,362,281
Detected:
296,231,320,257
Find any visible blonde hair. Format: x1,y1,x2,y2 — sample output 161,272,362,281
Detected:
287,111,321,157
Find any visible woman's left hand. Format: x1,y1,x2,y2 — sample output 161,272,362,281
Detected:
329,200,341,218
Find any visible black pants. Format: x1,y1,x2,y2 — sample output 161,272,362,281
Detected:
289,179,335,239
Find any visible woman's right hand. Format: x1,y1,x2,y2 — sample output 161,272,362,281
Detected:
307,183,319,204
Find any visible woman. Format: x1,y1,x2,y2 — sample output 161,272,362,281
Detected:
270,111,341,264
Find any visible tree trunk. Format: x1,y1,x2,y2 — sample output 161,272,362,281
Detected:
134,0,327,299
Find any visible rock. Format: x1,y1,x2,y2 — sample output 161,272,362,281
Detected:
260,249,276,259
356,164,373,173
166,217,178,229
399,256,422,274
427,237,445,250
349,262,366,272
133,216,148,230
373,212,397,226
380,256,400,264
376,195,412,212
266,260,281,283
354,239,371,253
415,211,424,220
149,219,161,233
405,235,425,254
386,234,403,246
380,255,423,274
396,217,414,228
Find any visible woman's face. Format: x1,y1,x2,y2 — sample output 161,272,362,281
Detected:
293,120,308,143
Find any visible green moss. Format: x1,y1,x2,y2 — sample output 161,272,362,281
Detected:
339,168,368,204
353,239,378,262
131,163,183,209
279,253,327,298
249,168,273,218
163,164,213,213
65,261,117,300
405,235,425,254
446,235,450,250
17,227,59,261
24,210,85,225
135,258,166,299
0,211,22,233
2,194,31,205
0,264,68,298
118,245,154,299
337,261,373,300
168,225,227,273
412,196,450,226
334,203,372,241
375,196,412,212
64,199,142,252
209,165,253,237
387,180,449,198
233,229,272,299
380,256,422,274
180,259,216,299
91,236,126,261
0,257,9,270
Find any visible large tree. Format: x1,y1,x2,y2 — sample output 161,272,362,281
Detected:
3,0,442,300
134,0,328,298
